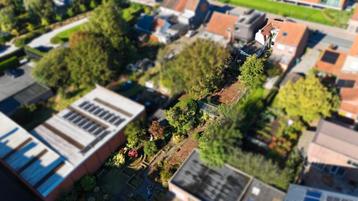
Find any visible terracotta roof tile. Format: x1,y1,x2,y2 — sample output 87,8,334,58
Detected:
275,21,308,47
349,35,358,56
340,88,358,115
162,0,188,12
185,0,200,11
206,12,239,39
315,49,347,75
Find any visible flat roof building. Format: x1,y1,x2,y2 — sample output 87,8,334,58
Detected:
285,184,358,201
169,149,285,201
0,85,145,201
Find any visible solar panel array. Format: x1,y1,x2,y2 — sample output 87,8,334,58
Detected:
78,101,125,127
62,110,109,137
304,190,322,201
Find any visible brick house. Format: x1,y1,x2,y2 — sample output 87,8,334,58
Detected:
0,85,145,201
256,19,309,70
348,6,358,34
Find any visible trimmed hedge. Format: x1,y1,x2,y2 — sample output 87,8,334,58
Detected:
14,28,49,48
0,56,20,72
24,46,46,60
0,48,25,63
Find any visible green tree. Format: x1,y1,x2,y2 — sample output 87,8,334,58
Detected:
85,1,131,54
198,121,242,167
165,99,201,134
125,121,146,148
0,6,17,32
24,0,54,20
160,39,230,98
275,74,339,123
143,141,158,156
239,55,266,88
66,33,116,87
32,47,70,89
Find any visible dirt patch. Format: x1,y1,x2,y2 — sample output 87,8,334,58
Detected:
215,80,244,104
167,137,198,166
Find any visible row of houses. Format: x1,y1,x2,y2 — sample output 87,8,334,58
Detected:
136,0,309,71
0,85,145,201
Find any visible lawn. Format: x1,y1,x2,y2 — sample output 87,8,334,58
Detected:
219,0,352,27
50,24,85,44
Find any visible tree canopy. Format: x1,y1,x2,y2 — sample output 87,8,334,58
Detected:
143,141,158,157
23,0,54,20
239,55,266,88
275,74,339,123
165,99,201,134
124,121,146,149
66,33,116,87
0,6,16,32
160,39,230,98
32,47,70,89
85,1,130,53
199,121,242,167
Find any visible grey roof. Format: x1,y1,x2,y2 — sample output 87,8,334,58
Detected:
0,64,35,102
170,150,285,201
242,178,285,201
314,120,358,161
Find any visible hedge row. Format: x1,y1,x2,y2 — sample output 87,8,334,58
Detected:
0,56,20,72
13,28,50,48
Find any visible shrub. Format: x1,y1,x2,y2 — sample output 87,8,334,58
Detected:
0,56,19,72
143,141,158,157
79,4,87,12
106,152,125,168
80,175,96,192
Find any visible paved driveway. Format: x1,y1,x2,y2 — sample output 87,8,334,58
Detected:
290,49,320,74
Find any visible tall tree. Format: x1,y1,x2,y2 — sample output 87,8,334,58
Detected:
199,121,242,167
66,33,116,87
85,1,131,54
275,74,339,123
23,0,54,20
32,47,70,89
0,6,16,32
239,55,266,88
124,121,146,148
160,39,230,98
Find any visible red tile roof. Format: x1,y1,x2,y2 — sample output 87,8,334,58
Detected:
315,49,347,75
340,88,358,115
205,12,238,39
349,35,358,56
162,0,200,12
275,21,308,47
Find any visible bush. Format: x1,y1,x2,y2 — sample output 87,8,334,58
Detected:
80,175,96,192
143,141,158,156
14,28,48,47
106,152,125,168
0,56,19,72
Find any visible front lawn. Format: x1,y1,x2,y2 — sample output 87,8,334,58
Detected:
220,0,351,27
51,24,85,44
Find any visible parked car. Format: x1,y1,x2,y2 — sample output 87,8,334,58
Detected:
5,68,23,78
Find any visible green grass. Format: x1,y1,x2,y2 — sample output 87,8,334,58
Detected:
220,0,352,27
51,24,85,44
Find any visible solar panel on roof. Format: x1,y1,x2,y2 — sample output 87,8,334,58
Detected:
93,108,102,115
82,121,92,129
88,105,97,112
87,125,97,132
114,118,124,126
321,51,339,64
79,101,89,108
68,113,79,121
109,116,119,123
99,111,108,118
306,190,322,198
63,111,74,119
304,198,320,201
94,128,103,136
104,113,113,120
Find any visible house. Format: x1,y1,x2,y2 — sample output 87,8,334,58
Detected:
256,19,309,70
315,36,358,121
129,0,158,6
159,0,210,29
305,120,358,196
0,64,53,116
201,9,266,45
284,184,358,201
229,9,267,42
168,149,285,201
348,6,358,33
201,12,239,45
0,85,145,201
277,0,347,10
